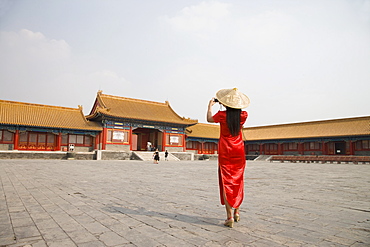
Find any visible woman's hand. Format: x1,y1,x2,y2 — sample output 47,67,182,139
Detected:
208,98,216,108
207,98,216,123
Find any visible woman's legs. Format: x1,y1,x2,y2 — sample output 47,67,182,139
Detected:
234,208,240,222
223,193,233,219
223,193,234,227
224,196,240,220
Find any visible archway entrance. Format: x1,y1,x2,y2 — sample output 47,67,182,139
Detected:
132,128,163,151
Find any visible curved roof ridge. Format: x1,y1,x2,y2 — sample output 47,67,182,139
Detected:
186,122,219,139
89,93,198,126
100,93,167,106
0,99,78,111
96,90,108,108
166,100,197,123
78,105,92,124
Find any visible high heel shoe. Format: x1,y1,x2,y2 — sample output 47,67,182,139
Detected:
224,217,234,228
234,213,240,222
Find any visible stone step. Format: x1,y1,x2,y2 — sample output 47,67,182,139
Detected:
254,155,272,161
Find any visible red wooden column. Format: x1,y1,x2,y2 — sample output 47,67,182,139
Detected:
298,143,303,155
94,134,99,150
278,143,282,155
349,140,354,155
321,141,326,155
14,130,19,150
259,144,263,155
182,134,186,152
102,128,107,150
162,131,167,152
129,127,133,151
55,133,62,151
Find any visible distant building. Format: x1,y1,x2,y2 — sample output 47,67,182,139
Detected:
184,116,370,156
86,91,198,152
0,100,101,152
1,93,369,156
243,116,370,156
185,123,219,154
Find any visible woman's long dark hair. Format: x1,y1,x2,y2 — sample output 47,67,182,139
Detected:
226,106,241,136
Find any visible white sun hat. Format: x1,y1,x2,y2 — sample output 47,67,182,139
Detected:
215,88,250,109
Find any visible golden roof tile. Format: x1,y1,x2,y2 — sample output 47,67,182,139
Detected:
0,100,102,131
186,123,220,139
88,92,198,126
243,116,370,141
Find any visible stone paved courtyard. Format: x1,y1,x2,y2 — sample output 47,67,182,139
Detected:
0,159,369,246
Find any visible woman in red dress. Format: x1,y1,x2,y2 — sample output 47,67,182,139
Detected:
207,88,250,228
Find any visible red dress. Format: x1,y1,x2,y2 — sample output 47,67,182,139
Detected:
213,110,248,208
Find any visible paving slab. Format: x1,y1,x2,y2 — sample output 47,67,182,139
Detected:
0,159,369,246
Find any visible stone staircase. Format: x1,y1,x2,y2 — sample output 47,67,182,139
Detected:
254,155,272,161
132,151,180,161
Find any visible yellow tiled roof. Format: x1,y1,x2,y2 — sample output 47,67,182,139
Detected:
186,123,220,139
88,92,198,126
0,100,102,131
243,116,370,141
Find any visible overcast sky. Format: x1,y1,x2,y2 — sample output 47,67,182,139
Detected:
0,0,369,127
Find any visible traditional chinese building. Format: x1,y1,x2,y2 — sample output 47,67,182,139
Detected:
86,91,198,152
0,100,102,151
1,95,369,157
185,123,219,154
243,116,370,156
